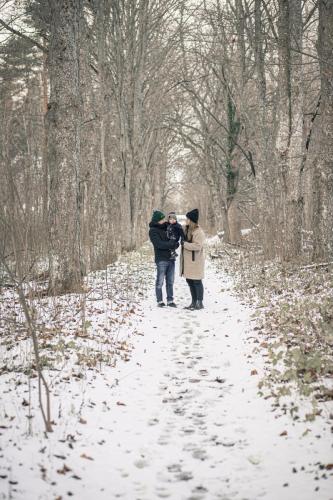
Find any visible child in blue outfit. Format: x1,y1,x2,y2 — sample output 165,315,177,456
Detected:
167,212,185,259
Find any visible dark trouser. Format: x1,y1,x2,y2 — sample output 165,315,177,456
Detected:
155,260,175,303
186,279,204,302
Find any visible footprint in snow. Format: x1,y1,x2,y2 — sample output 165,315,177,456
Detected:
174,407,186,416
156,492,171,499
192,448,208,460
181,351,191,356
176,470,193,481
148,418,159,426
158,438,169,446
167,463,182,473
180,427,196,435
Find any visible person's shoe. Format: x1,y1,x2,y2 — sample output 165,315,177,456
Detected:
194,300,204,310
157,301,166,307
167,302,177,308
184,302,195,310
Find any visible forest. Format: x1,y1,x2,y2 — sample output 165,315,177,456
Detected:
1,0,332,293
0,1,332,499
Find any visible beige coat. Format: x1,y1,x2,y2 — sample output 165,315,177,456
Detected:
180,226,206,279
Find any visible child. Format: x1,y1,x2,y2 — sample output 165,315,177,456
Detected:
167,212,185,259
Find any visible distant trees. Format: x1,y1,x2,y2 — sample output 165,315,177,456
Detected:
171,0,332,260
0,0,181,291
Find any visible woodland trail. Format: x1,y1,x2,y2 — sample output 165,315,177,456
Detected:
0,258,332,500
91,262,332,500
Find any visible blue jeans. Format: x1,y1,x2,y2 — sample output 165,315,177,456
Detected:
155,260,175,303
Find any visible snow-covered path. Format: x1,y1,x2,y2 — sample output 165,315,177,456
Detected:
1,260,332,500
89,262,331,500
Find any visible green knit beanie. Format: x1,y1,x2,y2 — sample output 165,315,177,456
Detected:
152,210,165,223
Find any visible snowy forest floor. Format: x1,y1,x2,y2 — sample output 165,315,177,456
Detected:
0,242,332,500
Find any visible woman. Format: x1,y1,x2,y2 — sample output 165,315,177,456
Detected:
180,209,206,310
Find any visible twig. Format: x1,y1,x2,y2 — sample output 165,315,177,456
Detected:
300,261,333,270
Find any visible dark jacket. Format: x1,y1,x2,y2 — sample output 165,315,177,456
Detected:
149,221,177,263
167,222,185,242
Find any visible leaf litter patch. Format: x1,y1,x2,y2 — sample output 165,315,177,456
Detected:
210,240,333,425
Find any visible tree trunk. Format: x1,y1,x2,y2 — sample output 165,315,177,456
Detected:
254,0,277,258
41,38,49,232
276,0,304,260
228,198,241,244
312,0,333,260
47,0,84,294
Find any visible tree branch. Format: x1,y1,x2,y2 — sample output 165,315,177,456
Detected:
0,17,46,53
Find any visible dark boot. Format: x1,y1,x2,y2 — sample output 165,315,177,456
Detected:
185,280,197,310
194,300,204,310
184,302,195,310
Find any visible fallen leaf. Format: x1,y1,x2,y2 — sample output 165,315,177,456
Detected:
251,369,258,376
79,417,87,424
280,430,288,436
116,401,126,406
80,453,94,461
57,464,71,475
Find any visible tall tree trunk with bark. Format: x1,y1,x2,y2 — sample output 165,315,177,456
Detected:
47,0,84,294
276,0,304,260
312,0,333,260
254,0,277,258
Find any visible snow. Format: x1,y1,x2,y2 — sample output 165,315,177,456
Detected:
206,235,220,246
0,256,332,500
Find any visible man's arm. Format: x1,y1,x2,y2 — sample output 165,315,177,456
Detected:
149,230,178,250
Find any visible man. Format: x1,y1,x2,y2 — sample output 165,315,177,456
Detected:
149,210,179,307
